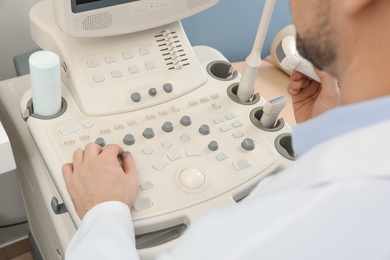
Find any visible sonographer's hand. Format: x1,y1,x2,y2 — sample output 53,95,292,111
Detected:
287,69,340,123
62,143,139,219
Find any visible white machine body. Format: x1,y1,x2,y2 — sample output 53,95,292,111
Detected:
0,121,16,174
52,0,219,37
276,35,320,82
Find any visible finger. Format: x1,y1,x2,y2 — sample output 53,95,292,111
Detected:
291,71,305,81
84,142,103,158
73,148,85,166
62,163,74,182
102,144,124,158
122,153,136,175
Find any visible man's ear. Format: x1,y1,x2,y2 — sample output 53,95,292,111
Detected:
343,0,375,15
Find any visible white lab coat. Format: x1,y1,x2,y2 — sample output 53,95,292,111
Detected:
66,120,390,260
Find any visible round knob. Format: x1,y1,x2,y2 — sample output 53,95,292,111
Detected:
208,140,219,151
179,168,205,189
148,88,157,96
131,92,141,102
241,138,255,151
121,151,131,160
123,134,135,145
143,128,155,139
163,83,173,93
180,115,192,126
199,124,210,135
95,137,106,147
162,121,174,132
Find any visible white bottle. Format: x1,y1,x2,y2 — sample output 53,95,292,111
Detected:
29,50,61,117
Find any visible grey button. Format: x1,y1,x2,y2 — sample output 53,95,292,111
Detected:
162,121,174,132
123,134,135,145
121,151,131,160
180,115,192,126
143,128,155,139
163,83,173,93
241,138,255,151
148,88,157,96
208,140,219,151
131,92,141,102
95,137,106,147
199,124,210,135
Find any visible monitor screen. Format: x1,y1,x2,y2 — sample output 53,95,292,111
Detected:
72,0,140,13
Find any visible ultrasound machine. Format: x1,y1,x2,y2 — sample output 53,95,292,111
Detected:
0,0,305,258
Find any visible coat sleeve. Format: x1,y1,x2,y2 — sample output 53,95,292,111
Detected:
65,201,140,260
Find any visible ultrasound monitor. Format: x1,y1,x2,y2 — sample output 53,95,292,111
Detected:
52,0,220,37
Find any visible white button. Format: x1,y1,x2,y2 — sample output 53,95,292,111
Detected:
179,168,205,189
105,55,117,63
59,124,79,136
186,148,201,157
211,93,219,99
87,59,99,68
233,130,244,138
111,70,123,78
129,65,140,74
123,51,134,59
134,197,154,211
200,97,209,103
180,133,190,142
79,135,90,142
213,116,224,124
140,181,154,190
64,139,76,146
162,140,172,148
83,120,94,128
93,74,105,83
153,159,168,170
232,120,243,128
139,47,150,55
225,112,236,120
114,124,124,130
216,152,228,161
127,120,137,126
220,124,231,132
168,151,184,161
143,147,153,155
212,103,221,109
145,61,156,70
189,100,198,106
100,128,111,135
233,159,251,170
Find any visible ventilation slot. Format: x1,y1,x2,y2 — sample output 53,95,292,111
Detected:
155,30,190,70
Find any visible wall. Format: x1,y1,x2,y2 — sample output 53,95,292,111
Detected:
0,0,292,81
182,0,292,62
0,0,40,81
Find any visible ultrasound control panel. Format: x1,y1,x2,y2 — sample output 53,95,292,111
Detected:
24,9,296,253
